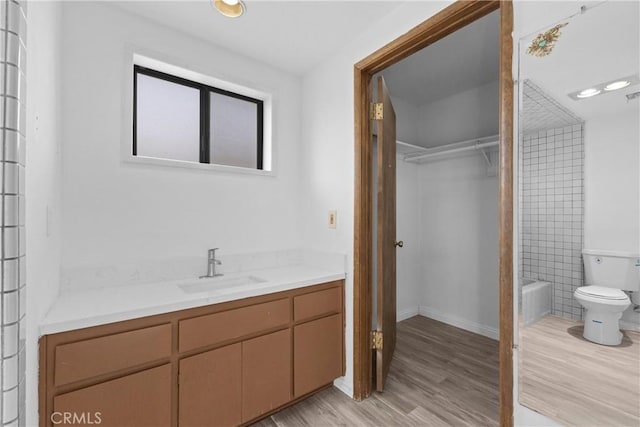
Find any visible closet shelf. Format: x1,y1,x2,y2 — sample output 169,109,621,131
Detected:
398,134,499,164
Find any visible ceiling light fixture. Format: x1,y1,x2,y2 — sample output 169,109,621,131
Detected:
568,74,640,101
213,0,245,18
604,80,631,91
576,88,600,98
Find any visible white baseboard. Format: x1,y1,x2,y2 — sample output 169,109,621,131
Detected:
419,305,499,340
332,376,353,397
620,320,640,332
397,306,420,322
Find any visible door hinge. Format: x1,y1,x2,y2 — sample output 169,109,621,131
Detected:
370,102,383,120
372,330,383,350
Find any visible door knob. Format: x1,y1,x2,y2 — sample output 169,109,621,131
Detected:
394,240,404,248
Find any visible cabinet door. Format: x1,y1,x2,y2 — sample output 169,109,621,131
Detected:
242,329,291,423
53,364,171,427
294,314,342,397
179,343,242,427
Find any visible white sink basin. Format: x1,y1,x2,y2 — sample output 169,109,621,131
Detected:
179,275,267,294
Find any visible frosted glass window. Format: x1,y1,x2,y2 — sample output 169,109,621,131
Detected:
135,73,200,162
133,65,264,170
209,92,259,169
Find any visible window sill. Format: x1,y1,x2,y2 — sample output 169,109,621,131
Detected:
123,155,276,177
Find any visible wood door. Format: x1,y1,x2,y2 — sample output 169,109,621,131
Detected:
53,364,172,427
178,343,242,427
375,76,397,391
293,314,343,397
242,329,291,423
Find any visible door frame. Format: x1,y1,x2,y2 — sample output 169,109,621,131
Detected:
352,1,514,426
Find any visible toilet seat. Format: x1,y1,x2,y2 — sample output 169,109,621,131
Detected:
575,286,628,301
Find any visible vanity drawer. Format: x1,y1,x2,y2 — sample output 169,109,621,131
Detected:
54,323,172,387
179,298,290,352
294,286,342,322
53,364,172,427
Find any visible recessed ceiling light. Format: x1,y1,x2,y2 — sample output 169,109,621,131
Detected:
604,80,631,91
576,88,601,98
568,75,640,101
213,0,245,18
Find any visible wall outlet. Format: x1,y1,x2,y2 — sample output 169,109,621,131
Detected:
328,210,337,229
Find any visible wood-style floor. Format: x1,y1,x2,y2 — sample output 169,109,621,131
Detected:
253,315,499,427
519,315,640,427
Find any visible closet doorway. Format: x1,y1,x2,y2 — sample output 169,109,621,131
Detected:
353,1,514,426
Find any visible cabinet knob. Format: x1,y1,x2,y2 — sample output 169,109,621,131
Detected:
394,240,404,248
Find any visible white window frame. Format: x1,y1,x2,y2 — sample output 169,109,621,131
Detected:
121,51,274,176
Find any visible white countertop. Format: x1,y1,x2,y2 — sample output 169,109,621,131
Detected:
40,265,345,335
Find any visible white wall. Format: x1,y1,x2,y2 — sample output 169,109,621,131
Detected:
59,2,303,286
391,96,420,146
417,153,500,338
513,1,584,41
26,1,594,424
417,80,499,146
372,148,421,324
300,0,455,396
25,2,63,425
300,1,565,421
394,97,422,319
584,108,640,330
390,81,500,337
372,93,422,322
584,108,640,253
512,2,588,425
390,83,499,334
396,155,421,321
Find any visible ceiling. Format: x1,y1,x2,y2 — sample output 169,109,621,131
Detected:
379,10,500,107
112,1,404,76
519,0,640,121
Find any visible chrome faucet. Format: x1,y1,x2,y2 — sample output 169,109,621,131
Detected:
200,248,223,278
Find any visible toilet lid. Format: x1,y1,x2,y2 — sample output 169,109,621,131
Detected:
575,286,628,300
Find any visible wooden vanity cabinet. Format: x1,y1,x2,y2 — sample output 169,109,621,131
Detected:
242,329,292,422
40,280,344,427
53,364,172,427
179,343,242,427
294,314,343,397
292,287,344,397
178,330,293,427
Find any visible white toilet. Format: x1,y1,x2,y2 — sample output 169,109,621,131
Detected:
574,249,640,346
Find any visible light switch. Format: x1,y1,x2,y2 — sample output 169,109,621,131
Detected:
328,210,337,229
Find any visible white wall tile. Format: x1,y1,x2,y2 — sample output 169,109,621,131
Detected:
2,355,18,391
2,323,18,357
3,195,18,226
2,4,28,425
2,387,17,423
520,120,584,320
2,259,18,291
2,291,18,324
3,227,19,259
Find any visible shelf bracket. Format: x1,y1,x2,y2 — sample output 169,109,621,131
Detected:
479,146,492,168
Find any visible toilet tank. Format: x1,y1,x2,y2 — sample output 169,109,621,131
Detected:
582,249,640,292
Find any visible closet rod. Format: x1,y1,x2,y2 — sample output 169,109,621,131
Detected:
396,140,425,151
404,140,498,162
403,135,499,163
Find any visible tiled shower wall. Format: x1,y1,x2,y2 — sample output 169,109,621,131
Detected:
1,1,27,426
520,124,585,320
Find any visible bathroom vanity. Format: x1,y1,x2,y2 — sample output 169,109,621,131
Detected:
39,271,345,427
